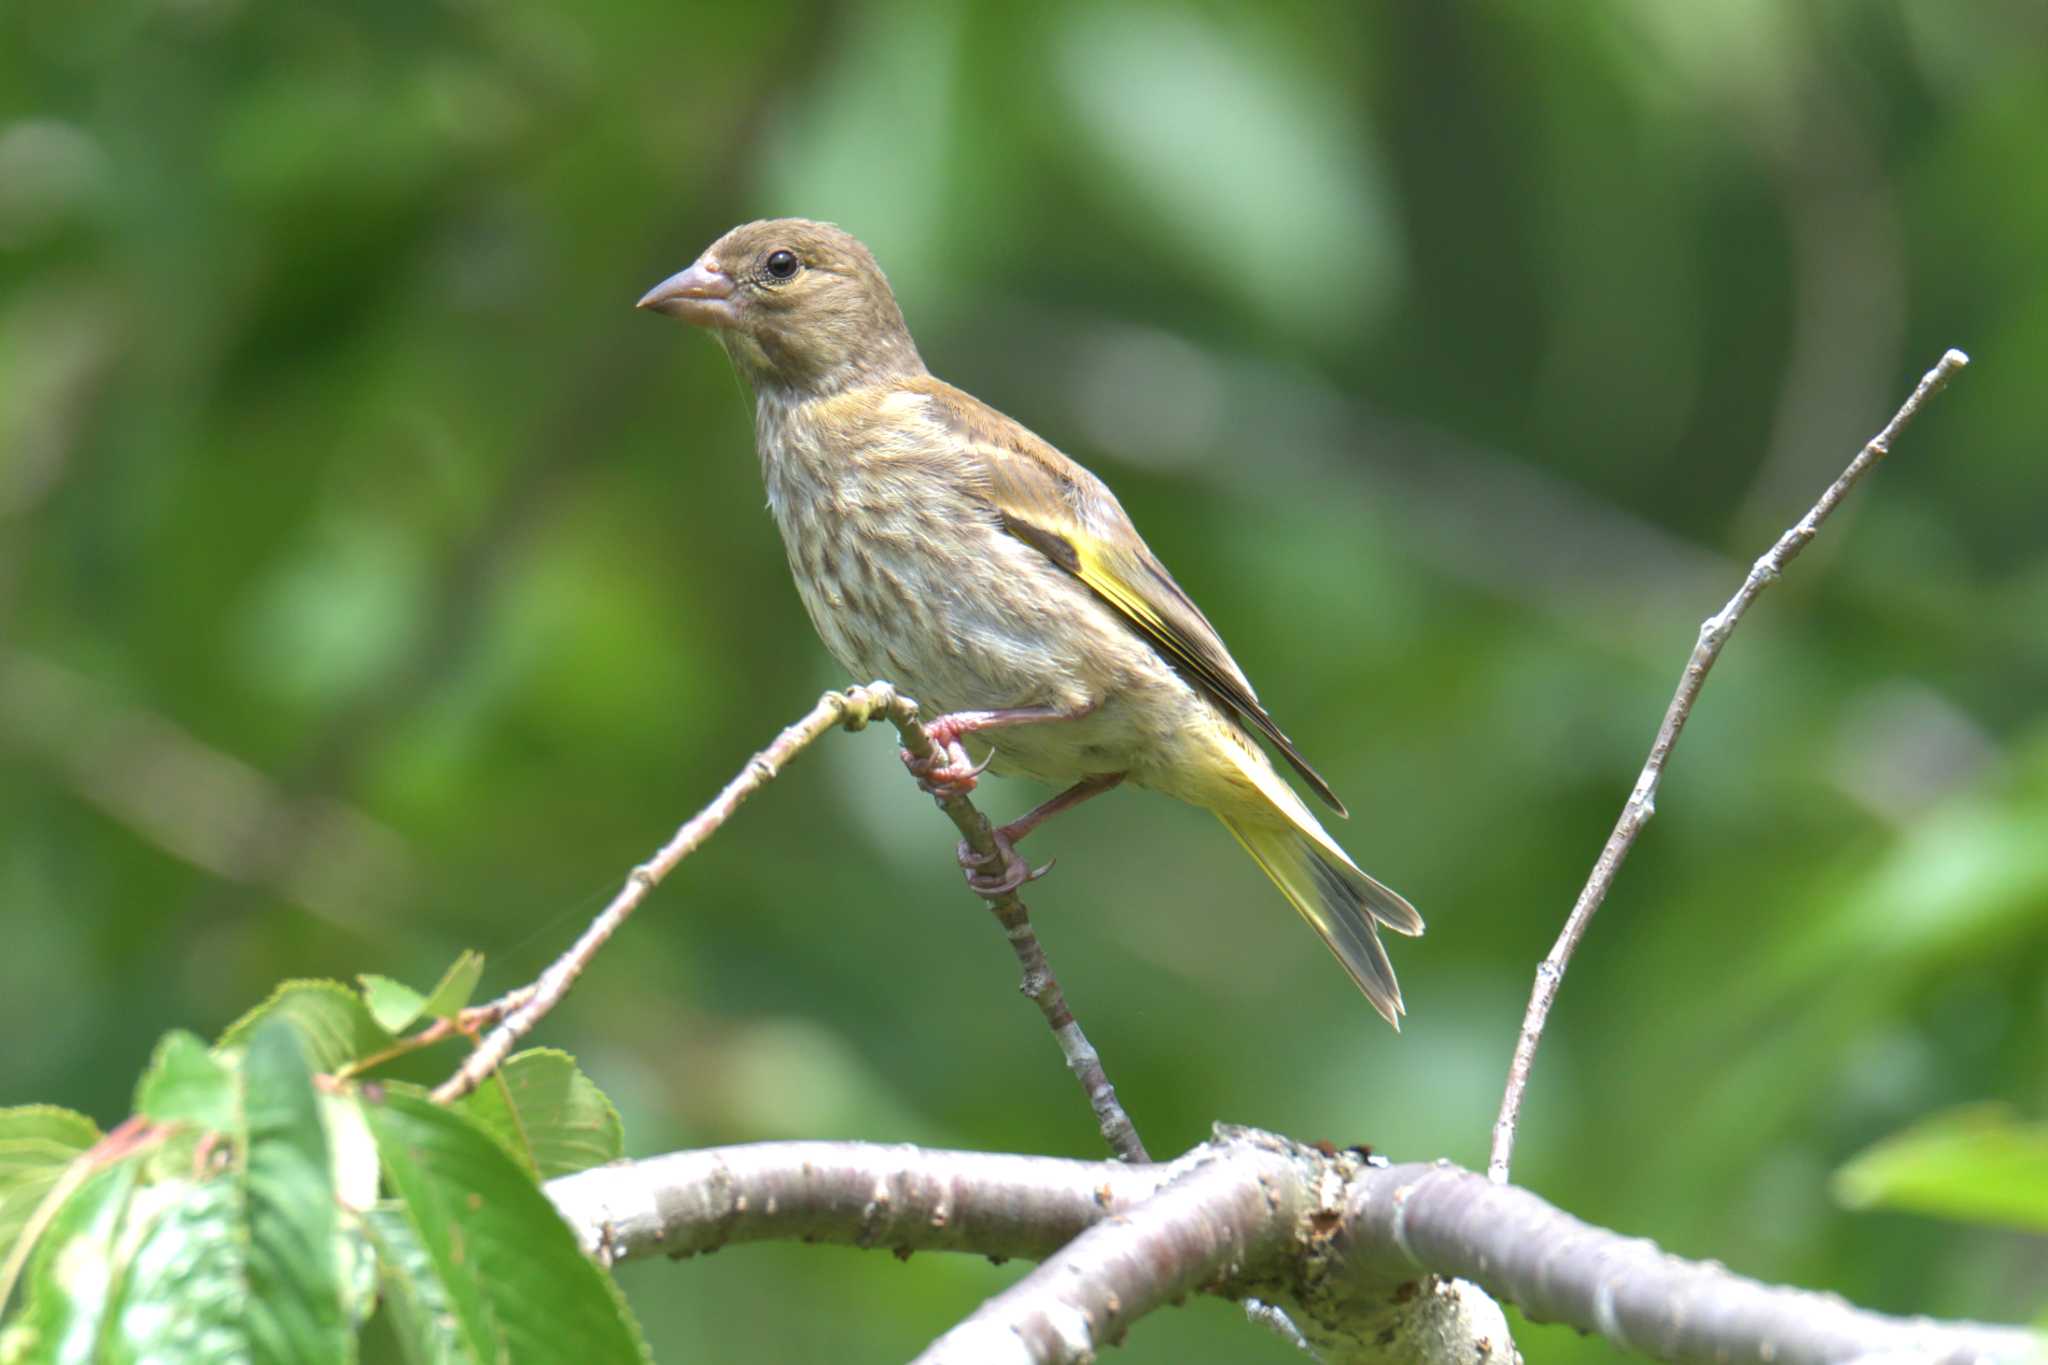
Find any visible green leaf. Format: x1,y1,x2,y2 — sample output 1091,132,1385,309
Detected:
5,1029,366,1363
0,1108,102,1269
1835,1104,2048,1233
363,1207,465,1365
104,1176,255,1364
0,1111,100,1155
453,1050,623,1180
359,1087,648,1364
358,976,430,1035
219,980,394,1074
240,1017,351,1363
133,1032,238,1135
417,952,484,1024
359,954,482,1036
0,1159,138,1363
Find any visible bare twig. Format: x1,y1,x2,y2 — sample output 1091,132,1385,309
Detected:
434,683,1148,1166
1486,349,1971,1183
432,686,896,1102
545,1128,2037,1364
337,985,537,1081
879,703,1149,1162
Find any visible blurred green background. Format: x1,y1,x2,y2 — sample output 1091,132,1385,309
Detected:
3,0,2045,1359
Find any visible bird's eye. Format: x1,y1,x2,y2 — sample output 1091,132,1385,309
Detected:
764,249,800,280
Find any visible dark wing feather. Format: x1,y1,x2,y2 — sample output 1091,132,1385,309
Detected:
909,377,1348,817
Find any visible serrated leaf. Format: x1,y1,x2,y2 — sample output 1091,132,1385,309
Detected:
359,976,429,1035
103,1176,252,1363
363,1206,464,1365
1835,1103,2048,1233
133,1032,238,1135
417,952,484,1024
241,1017,351,1363
0,1160,138,1363
0,1112,100,1156
219,980,394,1074
5,1029,367,1363
454,1050,623,1180
360,1087,648,1364
0,1108,102,1270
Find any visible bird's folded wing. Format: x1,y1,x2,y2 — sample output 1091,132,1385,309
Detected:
911,378,1348,817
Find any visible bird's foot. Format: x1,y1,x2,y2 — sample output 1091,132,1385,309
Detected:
906,704,1098,800
903,710,1013,798
955,827,1052,899
900,738,992,800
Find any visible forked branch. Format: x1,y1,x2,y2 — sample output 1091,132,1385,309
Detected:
546,1128,2038,1365
432,682,1147,1161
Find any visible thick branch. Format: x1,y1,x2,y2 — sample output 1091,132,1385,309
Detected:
1342,1160,2033,1365
1488,348,1971,1182
545,1130,2037,1364
913,1133,1312,1363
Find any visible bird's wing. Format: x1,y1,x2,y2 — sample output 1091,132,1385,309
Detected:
909,377,1347,817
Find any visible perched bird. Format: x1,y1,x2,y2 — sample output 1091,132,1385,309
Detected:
638,219,1423,1025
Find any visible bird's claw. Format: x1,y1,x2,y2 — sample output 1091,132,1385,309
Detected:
955,830,1052,899
901,739,992,799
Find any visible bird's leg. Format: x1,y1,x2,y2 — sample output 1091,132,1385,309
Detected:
900,701,1097,801
898,700,1100,899
999,772,1126,846
956,772,1125,897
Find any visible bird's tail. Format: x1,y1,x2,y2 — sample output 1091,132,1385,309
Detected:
1212,741,1423,1028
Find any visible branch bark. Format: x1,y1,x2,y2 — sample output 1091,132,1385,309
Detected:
1487,348,1971,1182
546,1129,2039,1365
432,686,883,1102
432,683,1147,1163
877,700,1148,1162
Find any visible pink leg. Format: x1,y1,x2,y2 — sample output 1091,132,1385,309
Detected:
900,702,1096,800
999,772,1125,845
957,772,1126,897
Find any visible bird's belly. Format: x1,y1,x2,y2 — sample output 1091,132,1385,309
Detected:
780,507,1196,788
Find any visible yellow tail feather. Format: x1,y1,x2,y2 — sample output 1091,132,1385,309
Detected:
1209,734,1423,1027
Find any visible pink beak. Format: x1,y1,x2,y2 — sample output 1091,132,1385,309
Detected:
636,259,737,326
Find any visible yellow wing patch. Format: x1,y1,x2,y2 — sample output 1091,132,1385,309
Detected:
902,372,1347,817
1003,513,1348,817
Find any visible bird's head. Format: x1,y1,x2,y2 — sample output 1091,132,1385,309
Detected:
637,219,924,396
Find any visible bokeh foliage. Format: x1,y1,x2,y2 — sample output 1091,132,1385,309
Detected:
3,0,2045,1359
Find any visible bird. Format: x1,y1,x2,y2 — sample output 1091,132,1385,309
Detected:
637,219,1423,1026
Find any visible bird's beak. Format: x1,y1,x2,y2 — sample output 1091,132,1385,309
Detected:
636,259,737,326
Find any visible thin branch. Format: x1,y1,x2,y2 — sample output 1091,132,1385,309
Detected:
432,683,1148,1165
1487,348,1971,1184
432,685,897,1102
877,702,1149,1162
337,984,537,1081
544,1129,2037,1365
